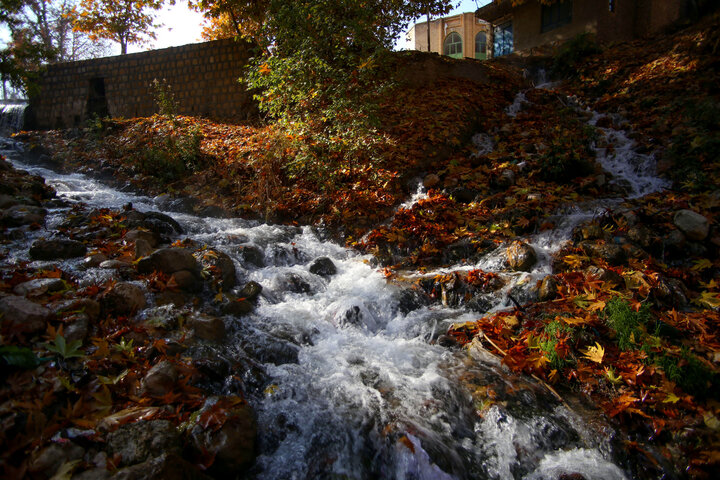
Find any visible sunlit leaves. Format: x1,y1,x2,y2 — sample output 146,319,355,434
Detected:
582,342,605,364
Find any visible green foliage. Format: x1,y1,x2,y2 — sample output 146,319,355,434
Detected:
602,297,651,351
657,348,717,398
539,319,575,370
552,33,601,78
537,121,596,181
135,123,204,182
150,78,178,117
0,345,46,368
44,335,84,360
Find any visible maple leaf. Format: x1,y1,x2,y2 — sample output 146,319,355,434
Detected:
582,342,605,364
692,258,713,272
696,291,720,309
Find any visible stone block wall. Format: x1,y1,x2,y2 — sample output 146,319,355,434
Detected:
26,39,257,130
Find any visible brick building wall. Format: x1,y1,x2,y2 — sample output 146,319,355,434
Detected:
26,38,257,130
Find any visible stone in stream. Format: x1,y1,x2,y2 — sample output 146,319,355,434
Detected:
237,281,263,301
64,313,89,343
28,441,85,478
0,295,53,334
101,282,147,316
84,252,108,268
188,314,226,341
0,204,47,227
137,248,201,276
673,209,710,241
579,241,627,266
29,237,87,260
133,238,153,259
309,256,337,277
506,240,537,271
170,269,203,292
626,224,654,249
586,266,624,288
13,277,66,297
107,420,181,467
189,401,256,476
195,249,237,290
236,244,265,267
124,228,160,248
141,360,178,397
538,275,560,301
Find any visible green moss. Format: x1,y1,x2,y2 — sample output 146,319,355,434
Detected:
657,348,717,398
602,298,651,351
539,319,576,370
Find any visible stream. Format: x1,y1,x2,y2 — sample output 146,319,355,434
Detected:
0,87,668,479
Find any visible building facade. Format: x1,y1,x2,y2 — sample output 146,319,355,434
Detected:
408,12,491,60
476,0,691,57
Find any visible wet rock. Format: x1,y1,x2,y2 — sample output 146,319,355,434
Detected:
237,244,265,267
188,314,226,341
73,467,112,480
436,335,460,348
662,229,685,252
652,276,689,308
466,294,495,313
539,275,559,301
673,209,709,241
627,225,654,249
134,238,153,259
84,253,108,268
125,229,159,248
0,295,52,334
28,441,85,477
30,238,87,260
222,297,254,316
113,453,211,480
506,241,537,271
141,361,178,397
54,298,101,322
423,174,440,189
0,194,17,208
137,248,201,276
171,269,203,292
99,259,134,271
1,204,47,226
13,277,65,297
686,241,708,258
155,291,189,307
141,211,184,236
64,313,89,343
586,266,624,288
579,241,626,266
107,420,180,467
189,402,256,475
237,281,263,301
309,257,337,277
394,287,430,314
579,222,604,241
196,249,237,290
101,282,146,316
200,205,230,218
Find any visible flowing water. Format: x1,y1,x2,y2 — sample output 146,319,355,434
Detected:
0,85,670,479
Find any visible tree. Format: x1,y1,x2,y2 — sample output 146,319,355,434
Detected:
190,0,268,40
74,0,167,54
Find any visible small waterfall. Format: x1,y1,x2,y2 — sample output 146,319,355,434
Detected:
0,102,27,136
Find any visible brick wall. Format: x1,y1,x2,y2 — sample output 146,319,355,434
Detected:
26,38,257,130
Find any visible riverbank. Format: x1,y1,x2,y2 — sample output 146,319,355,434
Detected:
2,10,720,480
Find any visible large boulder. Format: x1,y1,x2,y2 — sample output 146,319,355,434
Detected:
13,278,65,297
309,257,337,277
30,238,86,260
101,282,147,316
137,248,200,276
107,420,181,467
0,295,52,334
506,241,537,271
1,204,47,227
673,209,710,241
195,249,237,290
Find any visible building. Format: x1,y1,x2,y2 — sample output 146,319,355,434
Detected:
476,0,692,57
408,12,491,60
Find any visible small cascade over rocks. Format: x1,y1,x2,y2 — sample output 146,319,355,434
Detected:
0,102,26,137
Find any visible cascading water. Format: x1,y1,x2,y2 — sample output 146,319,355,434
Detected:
0,77,669,478
0,102,27,137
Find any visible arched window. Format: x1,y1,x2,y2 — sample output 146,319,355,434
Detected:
475,32,487,60
444,32,463,59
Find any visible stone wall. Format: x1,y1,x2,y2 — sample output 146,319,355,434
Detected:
26,38,257,130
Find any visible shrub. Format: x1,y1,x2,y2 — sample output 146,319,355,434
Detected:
552,33,601,78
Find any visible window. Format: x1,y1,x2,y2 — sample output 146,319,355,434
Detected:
493,22,513,57
609,0,615,12
541,0,572,33
444,32,463,58
475,32,487,60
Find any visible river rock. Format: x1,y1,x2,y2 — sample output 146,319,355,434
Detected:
13,277,65,297
169,270,201,292
586,266,624,287
64,313,90,343
423,174,440,189
53,298,101,322
189,402,256,475
196,249,237,290
28,441,85,477
137,248,200,276
125,228,160,248
84,252,108,268
30,238,87,260
99,259,134,271
237,281,263,301
579,241,626,266
141,211,184,236
0,295,52,334
652,277,689,308
107,420,181,467
113,453,211,480
673,209,709,241
237,245,265,267
155,291,190,307
101,282,147,316
188,314,226,341
1,204,47,226
506,241,537,271
579,222,604,241
538,275,559,301
309,257,337,277
626,224,654,249
141,361,178,397
221,297,254,316
134,238,153,259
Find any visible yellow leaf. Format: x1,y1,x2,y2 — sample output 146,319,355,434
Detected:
582,342,604,364
663,392,680,404
692,258,713,272
696,291,720,309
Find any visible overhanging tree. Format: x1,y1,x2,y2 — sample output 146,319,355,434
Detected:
74,0,167,54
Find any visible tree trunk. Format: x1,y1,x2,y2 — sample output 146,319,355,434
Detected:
426,7,431,52
121,40,127,55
